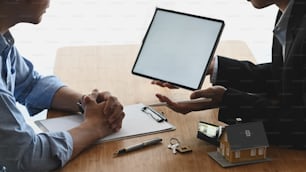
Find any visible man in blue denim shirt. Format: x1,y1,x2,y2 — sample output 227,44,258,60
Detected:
0,1,125,171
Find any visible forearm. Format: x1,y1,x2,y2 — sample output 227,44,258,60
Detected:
68,122,106,159
51,86,83,113
216,56,272,93
51,88,110,162
218,88,276,124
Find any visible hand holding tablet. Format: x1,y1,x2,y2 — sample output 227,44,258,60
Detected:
132,8,224,90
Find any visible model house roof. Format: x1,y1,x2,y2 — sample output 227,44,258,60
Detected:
223,122,269,151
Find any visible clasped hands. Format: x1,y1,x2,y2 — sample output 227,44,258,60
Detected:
80,89,125,137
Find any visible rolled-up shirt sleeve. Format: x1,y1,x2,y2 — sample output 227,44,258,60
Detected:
13,56,66,115
20,132,73,171
0,34,73,171
0,94,73,172
23,75,65,115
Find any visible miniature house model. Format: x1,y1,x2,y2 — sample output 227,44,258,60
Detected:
218,122,269,163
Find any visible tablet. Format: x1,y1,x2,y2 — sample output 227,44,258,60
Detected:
132,8,224,90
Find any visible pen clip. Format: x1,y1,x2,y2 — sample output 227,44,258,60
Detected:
142,106,167,122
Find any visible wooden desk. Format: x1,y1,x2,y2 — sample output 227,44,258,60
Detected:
52,41,306,172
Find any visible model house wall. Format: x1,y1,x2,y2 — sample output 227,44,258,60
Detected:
218,122,269,163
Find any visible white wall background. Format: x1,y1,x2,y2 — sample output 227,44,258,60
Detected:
8,0,279,123
10,0,279,76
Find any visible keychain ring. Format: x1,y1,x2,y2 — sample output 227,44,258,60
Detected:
169,137,180,145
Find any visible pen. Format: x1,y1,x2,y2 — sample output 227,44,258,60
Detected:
113,138,162,157
142,106,167,122
149,98,212,107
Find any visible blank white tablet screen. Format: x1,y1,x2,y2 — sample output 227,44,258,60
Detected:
132,8,224,90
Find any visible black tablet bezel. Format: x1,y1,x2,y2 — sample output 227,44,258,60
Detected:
131,8,224,90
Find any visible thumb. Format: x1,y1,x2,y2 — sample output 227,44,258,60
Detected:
191,86,226,106
190,89,211,99
83,95,96,106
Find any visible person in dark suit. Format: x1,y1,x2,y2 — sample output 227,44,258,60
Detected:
153,0,306,148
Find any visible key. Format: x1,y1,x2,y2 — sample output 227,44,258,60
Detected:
176,145,192,153
168,143,179,154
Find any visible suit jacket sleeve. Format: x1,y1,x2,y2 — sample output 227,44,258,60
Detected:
215,56,275,95
214,0,306,148
214,56,282,124
218,87,276,124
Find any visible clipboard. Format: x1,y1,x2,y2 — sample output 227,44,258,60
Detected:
35,103,175,143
